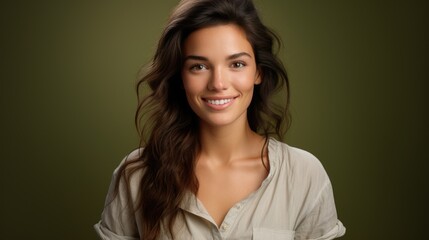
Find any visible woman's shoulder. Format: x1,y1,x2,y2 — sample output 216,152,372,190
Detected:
269,138,330,183
110,148,146,202
113,148,145,175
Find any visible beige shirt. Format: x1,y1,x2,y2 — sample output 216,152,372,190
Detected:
94,138,345,239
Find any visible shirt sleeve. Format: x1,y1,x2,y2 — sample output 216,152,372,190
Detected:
294,180,346,240
94,151,143,240
287,146,346,240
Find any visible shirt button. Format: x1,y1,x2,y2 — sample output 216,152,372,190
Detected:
235,203,242,209
221,223,229,231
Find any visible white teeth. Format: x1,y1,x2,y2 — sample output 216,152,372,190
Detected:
207,99,232,105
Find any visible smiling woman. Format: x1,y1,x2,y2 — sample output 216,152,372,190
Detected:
94,0,345,239
182,24,261,128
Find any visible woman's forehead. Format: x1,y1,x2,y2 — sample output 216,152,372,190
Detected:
182,24,254,58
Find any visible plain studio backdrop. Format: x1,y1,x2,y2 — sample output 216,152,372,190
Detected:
1,0,427,239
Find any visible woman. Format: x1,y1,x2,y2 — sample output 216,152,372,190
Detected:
95,0,345,239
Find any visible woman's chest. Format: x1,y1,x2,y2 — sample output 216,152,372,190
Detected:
195,162,268,227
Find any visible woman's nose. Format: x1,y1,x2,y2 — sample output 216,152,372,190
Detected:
207,67,228,91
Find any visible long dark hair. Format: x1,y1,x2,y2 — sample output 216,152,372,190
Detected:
115,0,290,239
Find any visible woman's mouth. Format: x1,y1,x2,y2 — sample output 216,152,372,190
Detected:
206,98,233,105
202,96,237,110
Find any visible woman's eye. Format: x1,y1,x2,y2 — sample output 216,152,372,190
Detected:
190,64,207,71
231,62,246,68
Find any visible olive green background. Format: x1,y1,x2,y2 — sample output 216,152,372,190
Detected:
1,0,428,239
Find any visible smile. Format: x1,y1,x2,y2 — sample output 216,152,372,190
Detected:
206,99,233,105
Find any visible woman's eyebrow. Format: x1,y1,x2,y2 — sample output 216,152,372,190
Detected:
227,52,252,60
184,55,208,62
183,52,252,62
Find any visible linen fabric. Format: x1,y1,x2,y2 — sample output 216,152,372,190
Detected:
94,138,346,239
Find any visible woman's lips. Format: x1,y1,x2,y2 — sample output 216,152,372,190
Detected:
206,98,233,105
202,96,237,109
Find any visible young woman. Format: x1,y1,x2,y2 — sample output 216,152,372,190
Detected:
95,0,345,239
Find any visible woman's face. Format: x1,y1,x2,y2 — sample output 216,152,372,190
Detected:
181,24,261,128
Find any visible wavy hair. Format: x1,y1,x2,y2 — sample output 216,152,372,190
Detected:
115,0,290,239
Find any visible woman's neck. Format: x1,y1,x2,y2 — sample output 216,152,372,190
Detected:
198,120,264,165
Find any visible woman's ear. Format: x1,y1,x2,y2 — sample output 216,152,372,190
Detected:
254,67,262,85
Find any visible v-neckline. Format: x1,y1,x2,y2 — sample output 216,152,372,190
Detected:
180,137,277,228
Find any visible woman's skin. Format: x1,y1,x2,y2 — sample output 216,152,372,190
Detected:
181,24,269,227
